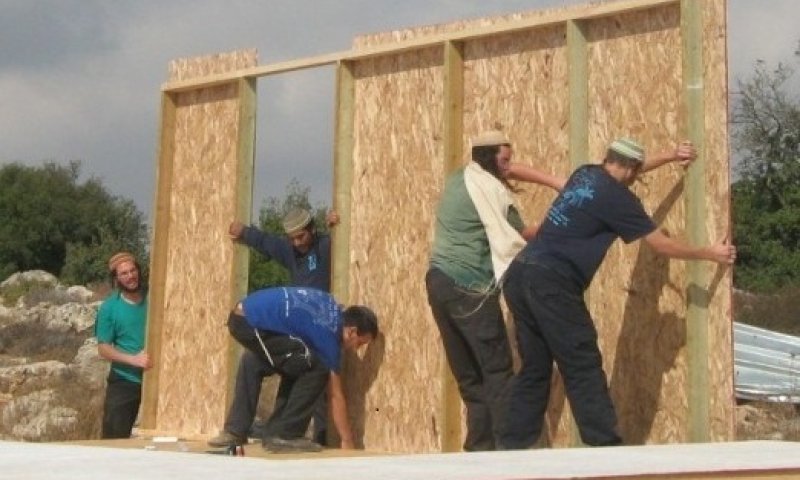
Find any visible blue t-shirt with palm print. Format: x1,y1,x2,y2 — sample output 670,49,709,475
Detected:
517,164,656,289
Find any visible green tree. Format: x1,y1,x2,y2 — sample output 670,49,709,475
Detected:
247,179,330,292
0,161,148,285
732,45,800,292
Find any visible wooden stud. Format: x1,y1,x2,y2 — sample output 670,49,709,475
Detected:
332,61,355,304
567,18,589,447
140,91,178,429
440,40,464,453
226,77,257,402
567,20,589,170
681,0,709,442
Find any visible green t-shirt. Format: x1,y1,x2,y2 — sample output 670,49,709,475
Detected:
430,168,523,291
95,291,148,384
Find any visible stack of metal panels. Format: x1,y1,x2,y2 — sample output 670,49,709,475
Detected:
735,322,800,403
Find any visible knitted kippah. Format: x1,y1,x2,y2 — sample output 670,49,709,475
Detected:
282,208,312,234
108,252,136,273
609,137,645,162
471,130,510,148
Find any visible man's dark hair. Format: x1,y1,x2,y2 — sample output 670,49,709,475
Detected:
471,144,507,180
603,149,642,170
343,305,379,338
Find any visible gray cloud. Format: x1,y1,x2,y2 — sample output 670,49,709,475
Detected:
0,0,798,225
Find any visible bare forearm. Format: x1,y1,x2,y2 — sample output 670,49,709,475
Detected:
641,141,696,173
506,163,566,192
644,230,736,264
98,344,136,365
329,393,354,447
97,344,151,369
328,372,354,448
640,151,673,173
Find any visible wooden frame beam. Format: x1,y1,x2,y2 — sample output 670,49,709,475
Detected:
567,19,589,170
440,40,465,453
681,0,709,442
566,18,589,448
332,61,356,304
226,77,257,401
161,0,677,93
140,91,177,429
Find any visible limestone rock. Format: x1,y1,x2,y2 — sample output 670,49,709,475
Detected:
1,389,78,441
1,271,58,289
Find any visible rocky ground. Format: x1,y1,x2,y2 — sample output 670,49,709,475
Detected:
0,270,797,444
0,270,106,441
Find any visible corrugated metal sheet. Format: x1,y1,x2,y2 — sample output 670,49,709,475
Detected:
735,322,800,403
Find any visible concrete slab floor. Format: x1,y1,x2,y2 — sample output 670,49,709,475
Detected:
2,440,800,480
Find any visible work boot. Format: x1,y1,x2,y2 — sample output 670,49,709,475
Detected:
262,436,323,453
208,431,247,447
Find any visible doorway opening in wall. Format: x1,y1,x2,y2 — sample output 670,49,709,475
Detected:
244,65,336,293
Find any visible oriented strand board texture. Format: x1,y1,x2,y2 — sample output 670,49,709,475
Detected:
151,50,256,436
702,0,734,442
585,3,690,445
347,0,730,452
461,25,573,447
346,47,445,453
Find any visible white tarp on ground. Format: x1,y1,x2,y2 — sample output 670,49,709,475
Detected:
735,322,800,403
2,440,800,480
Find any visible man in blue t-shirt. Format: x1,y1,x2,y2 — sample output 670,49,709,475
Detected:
500,138,737,449
212,287,378,452
95,252,151,438
226,207,337,445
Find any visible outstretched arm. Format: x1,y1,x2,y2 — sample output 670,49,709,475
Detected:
641,141,696,173
328,371,355,449
643,229,736,264
505,163,566,192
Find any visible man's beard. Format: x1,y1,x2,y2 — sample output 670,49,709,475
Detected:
119,282,140,294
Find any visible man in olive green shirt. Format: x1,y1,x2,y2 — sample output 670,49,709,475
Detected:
426,130,563,451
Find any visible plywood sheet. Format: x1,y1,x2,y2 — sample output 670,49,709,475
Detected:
345,47,445,453
146,49,256,436
346,0,730,451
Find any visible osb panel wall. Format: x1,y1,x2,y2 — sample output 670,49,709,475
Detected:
149,50,256,436
346,47,445,453
702,0,733,442
584,4,690,445
347,0,730,451
461,25,573,446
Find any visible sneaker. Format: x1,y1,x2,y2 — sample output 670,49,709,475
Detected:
262,436,323,453
208,431,247,447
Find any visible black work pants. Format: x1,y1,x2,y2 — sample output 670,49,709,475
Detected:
501,261,622,448
101,371,141,439
225,312,328,440
425,268,513,451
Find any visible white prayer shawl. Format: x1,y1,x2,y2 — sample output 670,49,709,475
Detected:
463,161,526,284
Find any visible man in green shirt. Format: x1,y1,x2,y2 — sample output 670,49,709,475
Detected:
95,252,151,438
426,130,564,450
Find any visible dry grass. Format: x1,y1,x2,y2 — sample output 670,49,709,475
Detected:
735,286,800,336
736,400,800,441
0,322,89,364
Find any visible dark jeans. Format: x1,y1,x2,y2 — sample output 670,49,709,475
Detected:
225,312,328,440
501,261,622,448
425,268,513,451
102,370,141,439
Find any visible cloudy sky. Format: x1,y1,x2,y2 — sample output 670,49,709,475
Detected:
1,0,797,225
